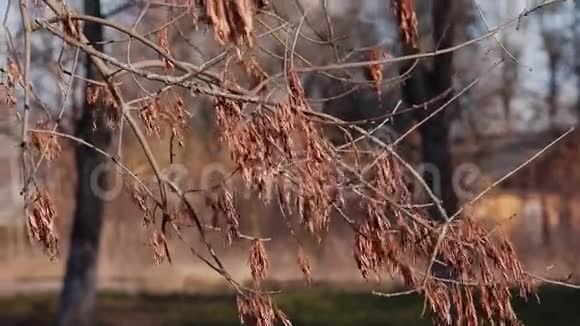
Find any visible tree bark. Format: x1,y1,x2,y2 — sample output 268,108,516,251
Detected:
427,0,458,217
399,0,458,219
575,0,580,119
57,1,110,325
539,14,561,131
397,1,458,324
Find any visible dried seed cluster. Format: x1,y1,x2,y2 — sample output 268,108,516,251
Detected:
367,48,384,101
30,121,62,161
249,239,269,285
125,176,152,224
150,230,169,265
15,2,542,325
207,188,241,245
215,70,338,234
427,220,533,325
86,84,121,128
237,294,291,326
25,187,59,259
4,59,20,105
62,13,81,40
297,246,312,284
201,0,266,48
213,65,533,325
392,0,419,49
138,92,188,144
158,26,174,71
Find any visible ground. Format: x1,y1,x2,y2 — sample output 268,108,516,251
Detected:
0,285,579,325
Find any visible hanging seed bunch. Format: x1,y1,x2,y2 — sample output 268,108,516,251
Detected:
216,84,532,325
125,176,153,225
367,47,385,103
207,188,241,245
215,70,338,234
30,121,62,161
139,98,163,137
392,0,419,49
61,12,80,40
348,149,534,325
200,0,268,49
297,246,312,284
203,3,535,324
237,293,291,326
426,219,533,326
25,187,59,259
248,239,269,285
215,78,533,325
139,91,188,145
158,26,175,71
4,59,20,105
150,230,171,265
86,83,121,128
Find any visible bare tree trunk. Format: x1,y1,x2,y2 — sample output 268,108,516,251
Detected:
427,4,460,324
429,0,457,217
500,35,519,134
399,0,458,219
57,1,110,325
398,0,458,323
575,0,580,120
540,193,552,253
540,27,561,131
547,54,559,129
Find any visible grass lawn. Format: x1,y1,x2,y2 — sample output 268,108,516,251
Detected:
0,285,579,325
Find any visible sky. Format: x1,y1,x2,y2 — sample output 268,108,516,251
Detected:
1,0,577,130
